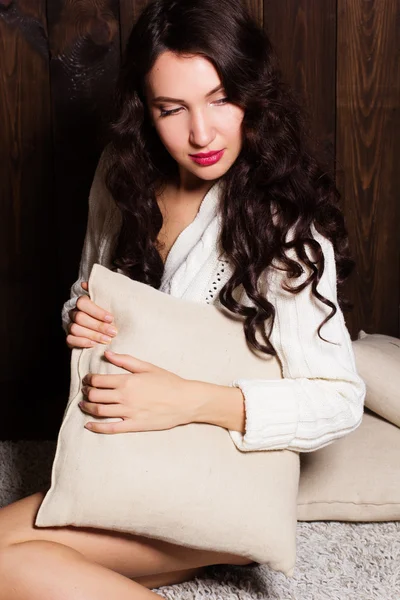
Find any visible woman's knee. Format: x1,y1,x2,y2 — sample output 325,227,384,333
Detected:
0,543,17,588
0,542,36,586
0,492,46,550
0,540,85,600
0,504,16,550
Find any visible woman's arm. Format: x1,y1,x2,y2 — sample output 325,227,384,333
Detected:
61,147,121,333
190,225,366,453
187,380,246,432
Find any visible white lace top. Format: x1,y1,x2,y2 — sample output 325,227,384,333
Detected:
62,153,366,453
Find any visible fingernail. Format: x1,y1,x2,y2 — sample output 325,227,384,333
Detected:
106,327,118,336
101,335,112,343
104,315,113,323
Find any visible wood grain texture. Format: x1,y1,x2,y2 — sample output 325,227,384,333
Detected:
0,0,65,438
245,0,262,25
47,0,120,317
0,0,48,57
337,0,400,338
263,0,336,165
30,0,121,439
119,0,148,50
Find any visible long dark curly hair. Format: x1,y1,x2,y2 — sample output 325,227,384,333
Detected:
102,0,355,356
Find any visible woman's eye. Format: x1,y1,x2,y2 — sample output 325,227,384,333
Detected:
159,97,229,117
160,107,181,118
214,97,229,105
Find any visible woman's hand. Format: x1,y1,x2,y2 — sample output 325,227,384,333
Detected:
66,282,118,349
79,350,196,434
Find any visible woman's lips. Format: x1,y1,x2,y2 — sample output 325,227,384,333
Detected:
189,149,225,166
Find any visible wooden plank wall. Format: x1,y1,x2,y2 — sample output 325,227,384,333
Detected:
0,1,60,439
336,0,400,339
1,0,399,440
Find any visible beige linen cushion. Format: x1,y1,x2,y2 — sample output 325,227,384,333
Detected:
298,330,400,522
352,331,400,427
35,263,299,576
297,409,400,521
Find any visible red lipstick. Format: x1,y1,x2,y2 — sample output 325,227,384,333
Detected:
189,149,225,166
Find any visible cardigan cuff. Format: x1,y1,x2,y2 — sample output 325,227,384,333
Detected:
61,297,79,334
228,379,300,452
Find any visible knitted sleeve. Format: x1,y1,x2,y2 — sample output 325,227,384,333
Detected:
228,225,366,452
61,147,121,333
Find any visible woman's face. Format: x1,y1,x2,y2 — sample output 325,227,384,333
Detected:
146,51,245,189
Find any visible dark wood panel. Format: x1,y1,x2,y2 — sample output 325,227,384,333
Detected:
119,0,148,50
0,0,63,439
47,0,121,300
336,0,400,338
246,0,262,25
263,0,336,165
40,0,121,440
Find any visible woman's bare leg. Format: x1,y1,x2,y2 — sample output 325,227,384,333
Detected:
0,540,161,599
0,492,253,599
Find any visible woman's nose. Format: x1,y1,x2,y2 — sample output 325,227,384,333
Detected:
189,110,216,148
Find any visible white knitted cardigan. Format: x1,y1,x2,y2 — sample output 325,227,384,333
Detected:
62,157,366,453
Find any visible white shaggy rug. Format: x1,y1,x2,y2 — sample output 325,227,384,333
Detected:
0,441,399,599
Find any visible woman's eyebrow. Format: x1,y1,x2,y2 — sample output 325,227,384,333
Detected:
152,84,224,104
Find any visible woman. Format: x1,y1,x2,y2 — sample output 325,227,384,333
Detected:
0,0,366,598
